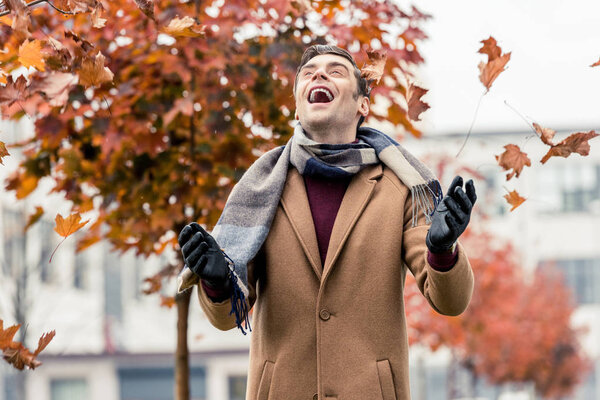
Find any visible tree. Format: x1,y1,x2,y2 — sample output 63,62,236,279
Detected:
0,0,430,397
405,227,590,398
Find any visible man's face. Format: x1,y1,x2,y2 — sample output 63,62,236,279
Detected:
294,54,369,136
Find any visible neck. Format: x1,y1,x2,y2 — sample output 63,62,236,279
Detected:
303,121,357,144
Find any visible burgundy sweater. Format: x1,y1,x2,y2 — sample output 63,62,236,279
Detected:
203,172,457,301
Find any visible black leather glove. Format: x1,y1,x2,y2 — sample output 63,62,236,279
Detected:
426,176,477,254
178,222,231,291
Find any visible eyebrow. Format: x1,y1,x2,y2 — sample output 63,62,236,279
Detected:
301,61,350,72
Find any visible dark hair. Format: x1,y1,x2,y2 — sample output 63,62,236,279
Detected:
294,45,370,126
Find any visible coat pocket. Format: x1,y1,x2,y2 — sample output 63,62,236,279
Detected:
257,360,275,400
376,359,397,400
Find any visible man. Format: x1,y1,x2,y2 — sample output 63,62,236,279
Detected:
178,45,476,400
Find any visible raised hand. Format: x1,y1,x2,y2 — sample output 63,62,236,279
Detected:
178,222,230,289
426,176,477,254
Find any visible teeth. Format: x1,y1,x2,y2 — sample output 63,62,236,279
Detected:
309,88,333,103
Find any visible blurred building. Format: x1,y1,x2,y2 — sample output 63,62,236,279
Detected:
1,120,599,399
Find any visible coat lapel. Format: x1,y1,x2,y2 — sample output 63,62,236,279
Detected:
280,167,323,279
322,164,383,281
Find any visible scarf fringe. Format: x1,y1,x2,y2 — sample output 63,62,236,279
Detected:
411,180,443,227
224,252,252,335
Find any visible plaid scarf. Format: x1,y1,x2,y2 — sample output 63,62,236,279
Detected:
178,124,442,334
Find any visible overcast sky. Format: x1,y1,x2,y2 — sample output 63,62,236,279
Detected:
412,0,600,136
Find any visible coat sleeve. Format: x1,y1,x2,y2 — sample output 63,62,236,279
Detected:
197,249,264,331
401,189,474,316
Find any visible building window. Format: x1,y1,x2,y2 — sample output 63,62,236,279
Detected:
543,259,600,304
50,378,88,400
228,375,247,400
536,164,600,214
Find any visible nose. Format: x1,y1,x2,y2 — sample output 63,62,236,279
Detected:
311,68,328,81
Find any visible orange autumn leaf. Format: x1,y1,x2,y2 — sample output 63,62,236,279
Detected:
6,0,30,37
78,52,114,88
0,70,7,85
477,36,511,91
33,72,79,107
504,189,526,211
54,212,89,237
18,39,45,71
1,319,55,370
0,141,9,165
495,144,531,180
406,82,430,121
15,174,39,199
540,130,599,164
162,16,206,38
532,122,556,146
360,48,387,84
24,206,44,231
50,213,89,262
160,295,176,308
590,57,600,68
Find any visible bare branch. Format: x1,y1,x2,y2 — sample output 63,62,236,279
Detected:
0,0,74,17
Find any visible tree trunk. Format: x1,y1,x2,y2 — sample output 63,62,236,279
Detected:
175,288,192,400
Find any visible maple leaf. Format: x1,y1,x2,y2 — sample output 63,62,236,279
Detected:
65,30,94,53
406,82,430,121
160,295,176,308
78,52,114,88
495,144,531,180
0,321,20,348
0,141,9,165
540,130,599,164
32,72,79,107
162,16,206,38
532,122,556,146
24,206,44,231
0,75,28,107
504,189,526,211
91,4,106,28
54,212,89,237
33,330,56,356
67,0,97,13
360,48,387,84
18,39,45,71
134,0,156,21
477,36,510,91
590,57,600,68
6,0,30,37
50,212,89,262
0,320,54,370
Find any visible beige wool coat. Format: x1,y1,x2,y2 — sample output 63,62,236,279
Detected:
198,163,474,400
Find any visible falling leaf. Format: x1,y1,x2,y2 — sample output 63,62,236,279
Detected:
33,72,79,107
504,189,526,211
477,36,511,91
18,39,45,71
24,206,44,231
50,212,89,262
532,122,556,146
0,141,9,165
540,131,599,164
1,320,54,370
406,82,430,121
162,16,206,38
78,52,114,88
360,48,387,84
495,144,531,180
160,295,176,308
134,0,156,21
54,212,89,237
590,58,600,68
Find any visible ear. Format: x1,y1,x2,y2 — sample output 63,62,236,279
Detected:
359,96,370,117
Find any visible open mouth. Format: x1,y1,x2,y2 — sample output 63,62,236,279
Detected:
308,87,334,104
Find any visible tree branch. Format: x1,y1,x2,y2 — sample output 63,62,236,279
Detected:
0,0,74,17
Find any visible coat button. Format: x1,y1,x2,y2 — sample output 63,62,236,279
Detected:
319,309,331,321
313,394,318,400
